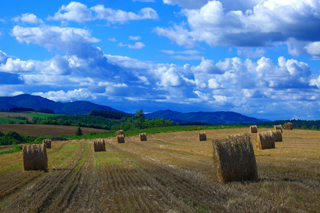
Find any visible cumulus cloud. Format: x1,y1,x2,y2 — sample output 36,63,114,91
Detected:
32,88,96,102
128,42,145,49
48,2,92,23
48,1,158,24
191,57,223,73
0,58,34,73
118,42,146,49
12,25,100,57
155,0,320,53
91,5,158,23
305,42,320,56
13,13,44,25
164,0,264,11
208,78,222,89
154,24,195,48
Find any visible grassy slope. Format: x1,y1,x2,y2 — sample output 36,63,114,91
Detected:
0,112,59,124
22,112,60,119
0,117,24,124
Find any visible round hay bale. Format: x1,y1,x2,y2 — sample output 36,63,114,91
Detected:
249,125,258,133
117,135,125,143
270,130,282,142
94,139,106,152
43,139,52,149
213,133,258,183
255,131,275,150
139,133,147,141
227,133,245,139
274,125,283,133
198,132,207,141
283,122,293,130
115,130,125,137
23,144,48,172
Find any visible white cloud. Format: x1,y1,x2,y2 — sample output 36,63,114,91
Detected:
33,88,95,102
163,0,263,10
118,42,146,49
128,42,145,49
11,91,24,96
208,78,222,89
91,5,158,23
98,81,128,88
48,2,92,23
129,36,141,40
310,76,320,89
305,42,320,56
108,38,117,42
154,24,195,48
12,25,100,56
191,57,222,73
13,13,44,25
213,95,227,103
0,58,34,73
156,0,320,54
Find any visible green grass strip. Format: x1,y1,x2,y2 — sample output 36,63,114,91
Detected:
0,145,22,155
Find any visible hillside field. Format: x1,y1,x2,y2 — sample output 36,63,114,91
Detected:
0,112,59,124
0,128,319,212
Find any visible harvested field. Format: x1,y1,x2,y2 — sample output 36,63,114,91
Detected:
0,128,319,212
0,124,105,136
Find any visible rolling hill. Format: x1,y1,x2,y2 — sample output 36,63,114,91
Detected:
0,94,119,115
145,109,261,124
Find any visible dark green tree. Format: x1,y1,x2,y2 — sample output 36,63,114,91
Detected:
75,126,83,136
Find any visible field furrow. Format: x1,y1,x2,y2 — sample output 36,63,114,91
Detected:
0,142,82,212
0,129,319,212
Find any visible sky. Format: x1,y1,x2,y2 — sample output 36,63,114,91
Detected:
0,0,320,120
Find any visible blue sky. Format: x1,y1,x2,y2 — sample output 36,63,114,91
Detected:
0,0,320,120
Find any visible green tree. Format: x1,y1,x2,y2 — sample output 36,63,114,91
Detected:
134,109,145,129
75,126,83,136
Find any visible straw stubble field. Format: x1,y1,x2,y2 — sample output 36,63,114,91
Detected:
0,128,319,212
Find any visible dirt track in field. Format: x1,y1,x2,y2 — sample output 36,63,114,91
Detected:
0,128,319,212
0,124,105,136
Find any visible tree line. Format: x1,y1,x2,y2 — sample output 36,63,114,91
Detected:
5,109,174,131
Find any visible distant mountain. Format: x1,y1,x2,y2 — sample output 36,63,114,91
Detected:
0,94,119,115
145,109,261,124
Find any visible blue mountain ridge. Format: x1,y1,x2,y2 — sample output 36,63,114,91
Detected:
0,94,262,124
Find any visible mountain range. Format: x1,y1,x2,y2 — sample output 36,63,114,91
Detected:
145,110,261,124
0,94,118,115
0,94,261,124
